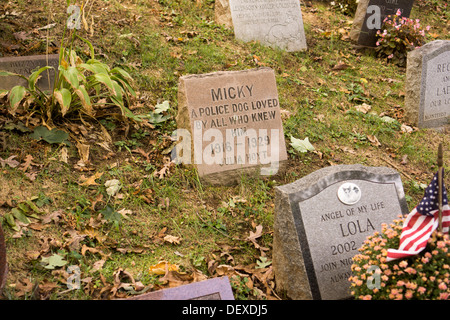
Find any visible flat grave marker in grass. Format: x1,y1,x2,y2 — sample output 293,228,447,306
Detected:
126,276,234,300
405,40,450,131
0,54,59,91
176,67,288,185
273,164,409,300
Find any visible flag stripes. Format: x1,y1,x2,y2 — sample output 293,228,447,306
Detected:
386,171,449,262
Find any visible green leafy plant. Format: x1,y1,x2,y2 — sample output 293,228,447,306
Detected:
143,100,172,124
349,217,449,300
30,125,71,145
375,10,430,67
100,205,122,226
0,4,137,123
3,198,45,231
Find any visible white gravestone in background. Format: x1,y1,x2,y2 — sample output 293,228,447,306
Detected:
228,0,307,52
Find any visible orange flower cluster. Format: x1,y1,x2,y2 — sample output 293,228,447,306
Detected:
349,215,450,300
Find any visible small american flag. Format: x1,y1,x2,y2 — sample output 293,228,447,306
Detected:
386,171,450,262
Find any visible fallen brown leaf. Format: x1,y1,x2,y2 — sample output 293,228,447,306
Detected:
0,155,20,168
64,229,87,251
91,259,105,273
148,261,179,276
79,171,103,186
38,279,59,298
246,224,263,246
19,154,35,172
14,278,34,297
41,210,64,224
367,135,381,147
116,247,145,254
164,234,181,245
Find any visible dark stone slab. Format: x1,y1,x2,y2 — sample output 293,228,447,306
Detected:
126,277,234,300
350,0,414,47
273,165,409,300
0,54,59,91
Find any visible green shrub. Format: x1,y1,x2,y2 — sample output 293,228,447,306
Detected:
1,0,137,124
0,38,137,122
375,10,430,67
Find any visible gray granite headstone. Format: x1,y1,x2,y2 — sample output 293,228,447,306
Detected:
273,165,409,300
221,0,307,51
125,277,234,300
350,0,414,47
405,40,450,131
0,54,59,91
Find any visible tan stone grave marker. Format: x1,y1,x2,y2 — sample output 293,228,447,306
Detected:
176,67,287,185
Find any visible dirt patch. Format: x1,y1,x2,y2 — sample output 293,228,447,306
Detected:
0,175,35,205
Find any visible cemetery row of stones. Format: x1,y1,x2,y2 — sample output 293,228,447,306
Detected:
0,0,448,300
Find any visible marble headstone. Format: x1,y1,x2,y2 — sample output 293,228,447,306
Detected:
405,40,450,130
273,165,409,300
216,0,307,51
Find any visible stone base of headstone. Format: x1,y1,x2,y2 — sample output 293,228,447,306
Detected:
273,164,408,300
0,54,59,91
350,0,371,45
215,0,233,28
404,40,450,131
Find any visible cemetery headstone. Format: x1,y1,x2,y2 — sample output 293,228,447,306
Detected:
215,0,233,29
0,224,7,294
0,54,60,91
175,67,288,185
126,277,234,300
273,164,409,300
404,40,450,131
216,0,307,51
350,0,414,47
